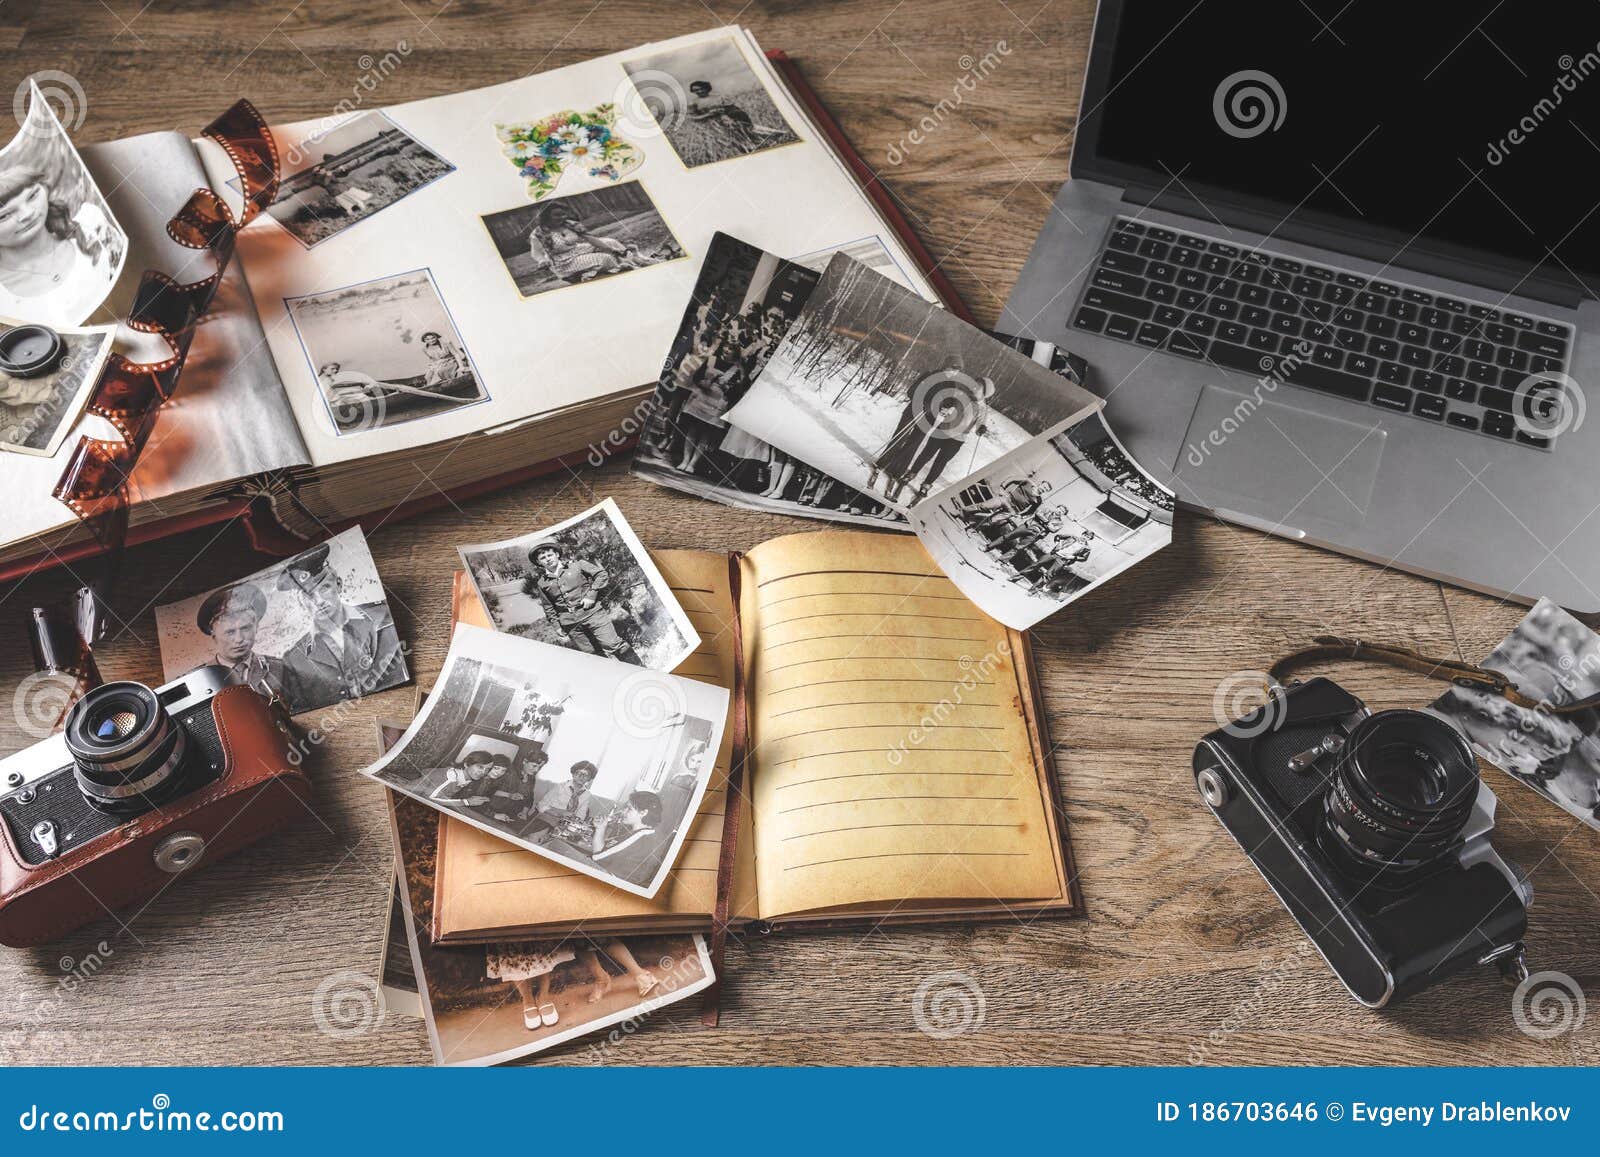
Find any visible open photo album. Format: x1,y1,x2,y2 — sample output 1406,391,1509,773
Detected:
0,26,944,570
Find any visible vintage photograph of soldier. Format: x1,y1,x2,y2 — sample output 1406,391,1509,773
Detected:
155,526,409,714
457,498,699,671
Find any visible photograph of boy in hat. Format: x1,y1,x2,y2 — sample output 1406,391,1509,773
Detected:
156,526,409,717
276,539,407,711
524,540,638,664
191,582,284,696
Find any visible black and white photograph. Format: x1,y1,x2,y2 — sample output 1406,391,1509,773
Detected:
264,111,455,248
387,778,713,1066
722,253,1100,511
0,80,127,327
909,413,1175,630
0,315,114,456
632,231,901,527
155,525,409,715
284,267,488,436
365,622,729,899
1430,598,1600,831
622,36,801,168
794,234,909,284
479,181,686,299
457,498,700,671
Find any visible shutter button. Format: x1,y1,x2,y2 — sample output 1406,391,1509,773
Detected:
153,831,206,873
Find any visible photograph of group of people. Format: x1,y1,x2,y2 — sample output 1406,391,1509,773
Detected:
155,526,409,714
364,623,727,898
722,252,1100,514
386,781,714,1067
1432,598,1600,831
910,413,1175,630
458,499,700,671
634,232,902,526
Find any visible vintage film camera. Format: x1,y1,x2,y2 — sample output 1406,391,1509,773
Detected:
1194,677,1531,1007
0,667,307,947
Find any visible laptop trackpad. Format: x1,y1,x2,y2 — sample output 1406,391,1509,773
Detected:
1172,386,1386,533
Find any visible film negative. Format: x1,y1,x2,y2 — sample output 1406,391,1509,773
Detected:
23,101,281,716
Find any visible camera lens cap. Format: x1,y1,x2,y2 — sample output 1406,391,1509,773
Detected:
0,324,65,378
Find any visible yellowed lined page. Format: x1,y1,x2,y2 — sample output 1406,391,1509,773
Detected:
433,554,757,939
742,531,1062,920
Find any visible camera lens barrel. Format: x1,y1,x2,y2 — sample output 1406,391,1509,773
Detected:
63,682,191,817
1322,709,1479,873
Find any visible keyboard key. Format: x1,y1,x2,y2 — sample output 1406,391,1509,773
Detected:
1177,290,1205,310
1138,239,1171,260
1302,300,1335,322
1496,346,1529,371
1323,284,1355,305
1531,355,1562,373
1447,412,1480,431
1207,341,1371,401
1247,329,1278,351
1373,383,1413,411
1370,281,1400,297
1291,276,1323,297
1462,339,1495,362
1335,328,1366,352
1083,288,1154,319
1233,262,1262,284
1336,272,1367,288
1269,292,1299,312
1484,323,1515,344
1154,305,1185,326
1206,276,1239,298
1415,394,1446,420
1178,234,1208,249
1378,362,1410,386
1101,251,1147,275
1517,430,1552,448
1239,285,1271,307
1312,346,1345,368
1387,300,1418,322
1113,219,1145,234
1209,241,1239,257
1419,308,1449,328
1184,315,1218,335
1345,354,1378,377
1365,316,1397,339
1412,371,1444,394
1445,379,1476,402
1483,411,1516,438
1093,268,1147,295
1517,330,1568,358
1368,337,1399,360
1167,331,1207,358
1467,361,1499,385
1207,298,1239,319
1105,315,1138,341
1305,264,1337,281
1396,322,1427,345
1400,345,1432,368
1272,257,1303,273
1451,315,1482,335
1435,355,1466,376
1402,288,1434,304
1177,269,1207,290
1302,322,1334,344
1270,314,1303,335
1171,247,1200,268
1218,321,1249,344
1147,226,1177,242
1136,322,1170,347
1108,231,1141,253
1199,254,1232,274
1437,297,1467,313
1535,320,1566,337
1073,307,1107,333
1356,292,1386,312
1147,261,1177,283
1240,306,1271,327
1146,282,1177,304
1430,330,1463,352
1478,386,1514,412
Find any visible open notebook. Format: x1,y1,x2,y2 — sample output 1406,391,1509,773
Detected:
432,528,1080,943
1,27,946,571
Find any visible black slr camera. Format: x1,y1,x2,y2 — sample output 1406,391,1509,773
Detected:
0,666,306,947
1194,677,1530,1006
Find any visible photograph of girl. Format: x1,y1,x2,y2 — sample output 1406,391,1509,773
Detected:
0,81,127,327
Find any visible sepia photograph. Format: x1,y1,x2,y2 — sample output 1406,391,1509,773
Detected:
265,111,455,248
632,231,901,527
285,267,488,436
1431,598,1600,831
382,731,714,1066
722,253,1101,511
479,181,686,299
909,412,1175,630
155,525,409,715
365,623,729,899
0,316,114,456
622,36,800,168
0,80,127,327
458,498,700,671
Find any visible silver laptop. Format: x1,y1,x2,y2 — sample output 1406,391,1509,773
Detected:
1001,2,1600,612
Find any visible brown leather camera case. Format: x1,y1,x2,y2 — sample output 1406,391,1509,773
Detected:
0,686,310,948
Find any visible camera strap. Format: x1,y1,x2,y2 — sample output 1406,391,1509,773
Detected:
1269,635,1600,714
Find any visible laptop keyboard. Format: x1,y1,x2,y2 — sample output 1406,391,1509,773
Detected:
1072,217,1576,449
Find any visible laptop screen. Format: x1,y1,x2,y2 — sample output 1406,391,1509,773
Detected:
1081,1,1600,293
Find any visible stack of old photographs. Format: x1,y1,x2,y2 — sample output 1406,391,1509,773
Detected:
362,499,729,1064
634,234,1176,630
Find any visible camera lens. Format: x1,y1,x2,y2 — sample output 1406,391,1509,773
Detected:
64,681,191,817
1322,709,1479,874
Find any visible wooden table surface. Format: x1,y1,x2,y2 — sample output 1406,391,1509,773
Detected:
2,0,1596,1067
